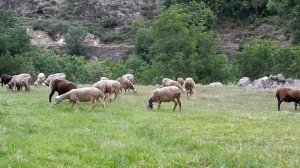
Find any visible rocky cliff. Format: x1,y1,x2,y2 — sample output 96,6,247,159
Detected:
0,0,161,22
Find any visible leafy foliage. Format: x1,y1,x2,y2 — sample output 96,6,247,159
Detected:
236,40,300,79
0,9,30,55
131,2,232,84
163,0,269,18
64,26,88,56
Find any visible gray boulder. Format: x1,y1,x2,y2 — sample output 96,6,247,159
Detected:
208,82,223,87
238,77,250,87
253,76,272,89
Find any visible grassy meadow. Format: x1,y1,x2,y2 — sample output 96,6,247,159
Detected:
0,84,300,167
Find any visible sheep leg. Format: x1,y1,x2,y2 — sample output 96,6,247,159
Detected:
277,99,282,111
49,90,55,102
295,102,297,111
158,102,161,110
97,98,105,111
173,101,178,111
113,92,118,102
178,98,181,110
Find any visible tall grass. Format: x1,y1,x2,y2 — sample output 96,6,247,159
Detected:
0,85,299,167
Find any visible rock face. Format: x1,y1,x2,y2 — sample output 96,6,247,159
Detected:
253,76,272,89
0,0,161,22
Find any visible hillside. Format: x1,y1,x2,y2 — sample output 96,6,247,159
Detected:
0,0,161,59
1,0,290,59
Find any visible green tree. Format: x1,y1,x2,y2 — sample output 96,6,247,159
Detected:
236,40,279,79
132,2,232,83
64,25,87,56
0,9,30,55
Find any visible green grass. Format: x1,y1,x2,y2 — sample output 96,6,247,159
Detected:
0,85,300,167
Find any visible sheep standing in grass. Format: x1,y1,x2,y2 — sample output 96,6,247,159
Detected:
54,87,105,110
93,80,121,102
34,73,46,86
145,86,181,111
117,77,136,93
49,79,77,102
177,78,184,86
161,78,184,92
122,74,134,84
276,87,300,111
183,77,195,97
6,73,31,91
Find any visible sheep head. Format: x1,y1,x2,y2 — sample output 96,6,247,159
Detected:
144,99,153,109
54,96,62,105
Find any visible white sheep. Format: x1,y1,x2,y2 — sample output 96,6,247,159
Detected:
183,77,195,97
177,77,184,86
6,73,31,91
161,78,184,92
100,77,109,81
117,77,136,93
93,80,121,102
34,73,46,86
43,73,66,86
122,74,134,84
145,86,181,111
54,87,105,110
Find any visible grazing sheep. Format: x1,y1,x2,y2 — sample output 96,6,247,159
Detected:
161,78,184,92
93,80,121,102
49,79,77,102
177,78,184,86
54,87,105,110
43,73,66,86
117,77,136,93
276,87,300,111
1,74,13,87
100,77,109,81
145,86,181,111
34,73,46,86
6,73,31,91
183,77,195,97
122,74,134,84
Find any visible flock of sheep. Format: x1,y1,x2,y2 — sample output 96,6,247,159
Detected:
2,72,300,112
0,73,196,111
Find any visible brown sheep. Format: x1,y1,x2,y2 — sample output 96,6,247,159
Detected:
276,87,300,111
49,79,77,103
93,80,121,102
145,86,181,111
183,77,195,97
1,74,13,87
117,77,136,93
54,87,105,110
177,78,184,86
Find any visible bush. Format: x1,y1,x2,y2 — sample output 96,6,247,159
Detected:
102,19,119,29
236,40,279,79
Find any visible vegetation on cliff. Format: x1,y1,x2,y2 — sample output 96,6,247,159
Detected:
0,0,299,84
